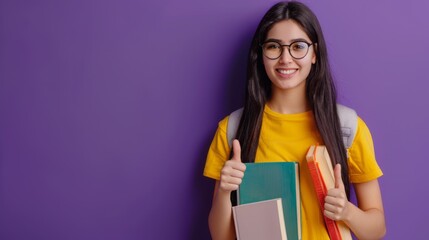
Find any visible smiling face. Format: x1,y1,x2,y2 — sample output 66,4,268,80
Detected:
262,20,316,95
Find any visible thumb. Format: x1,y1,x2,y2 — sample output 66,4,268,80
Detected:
334,164,345,191
231,139,242,162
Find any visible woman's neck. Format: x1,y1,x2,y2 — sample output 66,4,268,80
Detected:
268,88,309,114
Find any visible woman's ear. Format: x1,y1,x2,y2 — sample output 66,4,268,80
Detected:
312,43,317,64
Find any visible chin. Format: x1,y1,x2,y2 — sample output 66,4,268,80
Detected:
273,79,305,91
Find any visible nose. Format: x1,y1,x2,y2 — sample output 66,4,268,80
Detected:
279,47,293,63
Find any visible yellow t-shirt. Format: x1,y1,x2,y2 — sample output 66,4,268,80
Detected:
203,105,383,239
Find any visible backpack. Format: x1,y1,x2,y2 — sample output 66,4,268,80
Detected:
226,104,358,151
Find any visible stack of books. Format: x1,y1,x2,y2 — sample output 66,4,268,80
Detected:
233,162,300,240
232,146,352,240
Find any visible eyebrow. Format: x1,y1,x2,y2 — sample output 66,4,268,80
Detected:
264,38,310,43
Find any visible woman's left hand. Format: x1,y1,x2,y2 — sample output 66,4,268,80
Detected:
324,164,351,221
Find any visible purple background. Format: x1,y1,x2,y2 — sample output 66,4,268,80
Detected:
0,0,427,239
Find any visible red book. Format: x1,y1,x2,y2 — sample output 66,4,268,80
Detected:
306,145,352,240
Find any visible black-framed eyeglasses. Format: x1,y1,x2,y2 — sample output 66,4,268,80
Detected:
260,40,313,60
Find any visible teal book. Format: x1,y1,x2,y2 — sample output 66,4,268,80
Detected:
237,162,301,240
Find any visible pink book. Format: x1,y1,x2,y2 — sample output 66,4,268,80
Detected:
233,198,287,240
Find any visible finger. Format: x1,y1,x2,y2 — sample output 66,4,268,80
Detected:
226,176,243,186
326,188,345,199
228,161,246,172
324,195,338,205
219,174,241,191
230,169,245,179
324,209,340,221
325,194,347,209
231,139,242,162
324,202,338,213
334,164,345,191
221,163,246,181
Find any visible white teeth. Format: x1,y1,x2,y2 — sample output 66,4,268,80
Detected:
278,69,296,74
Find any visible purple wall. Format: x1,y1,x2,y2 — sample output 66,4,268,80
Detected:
0,0,427,239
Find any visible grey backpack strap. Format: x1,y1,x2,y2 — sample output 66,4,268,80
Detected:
337,104,358,149
227,108,243,147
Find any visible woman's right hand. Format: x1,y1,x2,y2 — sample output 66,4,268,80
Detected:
219,139,246,192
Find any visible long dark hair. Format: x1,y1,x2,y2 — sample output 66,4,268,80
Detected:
235,1,351,198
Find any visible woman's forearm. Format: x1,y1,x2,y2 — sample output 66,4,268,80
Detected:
209,140,244,240
343,202,386,240
208,189,235,240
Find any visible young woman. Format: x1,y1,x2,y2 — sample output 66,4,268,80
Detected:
203,1,386,239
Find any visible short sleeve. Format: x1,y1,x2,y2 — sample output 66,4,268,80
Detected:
348,117,383,183
203,117,231,180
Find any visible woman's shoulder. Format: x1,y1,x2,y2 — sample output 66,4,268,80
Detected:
348,115,383,182
355,116,374,141
217,114,229,132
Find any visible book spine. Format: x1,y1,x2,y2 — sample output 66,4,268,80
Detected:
307,161,342,240
232,208,241,240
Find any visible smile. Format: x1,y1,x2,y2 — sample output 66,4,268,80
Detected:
277,69,297,74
